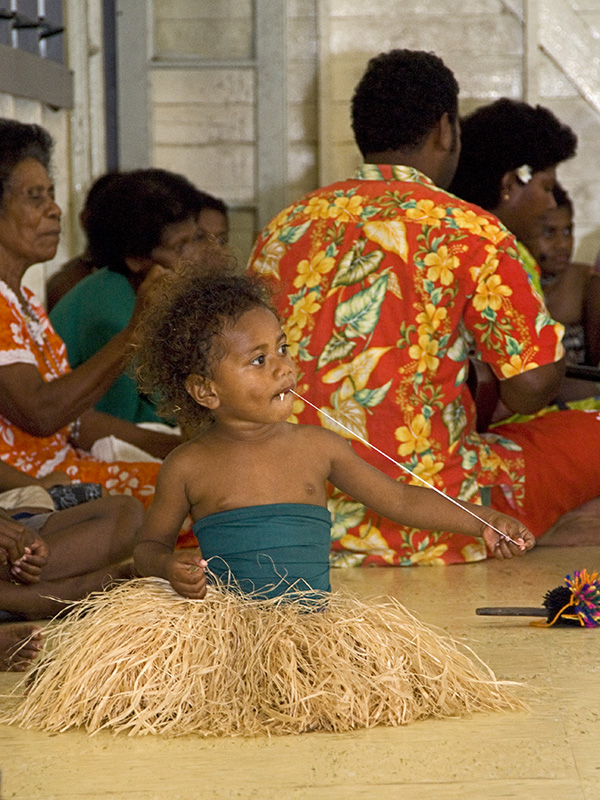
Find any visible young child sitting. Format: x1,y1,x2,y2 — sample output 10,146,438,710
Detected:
133,274,534,599
5,274,534,737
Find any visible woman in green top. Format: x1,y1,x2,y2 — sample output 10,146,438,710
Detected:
50,170,229,425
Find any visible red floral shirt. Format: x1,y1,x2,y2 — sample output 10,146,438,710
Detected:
249,165,564,566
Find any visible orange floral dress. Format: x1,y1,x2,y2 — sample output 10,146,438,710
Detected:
250,164,600,565
0,280,159,505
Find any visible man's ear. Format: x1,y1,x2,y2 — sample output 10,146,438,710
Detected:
437,112,455,152
185,374,220,410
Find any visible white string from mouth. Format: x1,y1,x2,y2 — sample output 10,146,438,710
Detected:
290,389,522,548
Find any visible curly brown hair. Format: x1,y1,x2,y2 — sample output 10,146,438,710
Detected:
135,273,273,428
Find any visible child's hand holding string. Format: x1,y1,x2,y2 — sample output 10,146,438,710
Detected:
479,510,535,560
166,551,208,599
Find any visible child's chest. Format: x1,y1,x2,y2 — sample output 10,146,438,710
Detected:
190,435,330,516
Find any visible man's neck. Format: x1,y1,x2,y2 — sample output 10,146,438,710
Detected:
363,149,438,184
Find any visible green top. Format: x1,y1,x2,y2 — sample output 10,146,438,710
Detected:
516,240,544,297
50,267,164,425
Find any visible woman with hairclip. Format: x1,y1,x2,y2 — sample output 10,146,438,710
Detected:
450,97,577,294
449,98,600,540
449,97,578,423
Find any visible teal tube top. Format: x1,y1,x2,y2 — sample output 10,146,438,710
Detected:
192,503,332,599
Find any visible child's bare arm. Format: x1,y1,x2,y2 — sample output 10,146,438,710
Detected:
134,450,193,579
322,429,534,558
134,447,208,598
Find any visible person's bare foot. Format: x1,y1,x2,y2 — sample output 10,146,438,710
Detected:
0,623,42,671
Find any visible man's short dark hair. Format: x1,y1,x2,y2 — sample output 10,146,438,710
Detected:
449,98,577,210
351,49,459,158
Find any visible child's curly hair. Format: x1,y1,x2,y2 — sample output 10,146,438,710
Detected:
136,273,273,428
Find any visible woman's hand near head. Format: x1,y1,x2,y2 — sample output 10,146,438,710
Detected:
128,265,175,341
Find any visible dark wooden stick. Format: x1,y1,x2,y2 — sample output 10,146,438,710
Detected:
476,607,547,617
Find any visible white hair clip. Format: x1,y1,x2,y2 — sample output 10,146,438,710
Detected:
515,164,532,184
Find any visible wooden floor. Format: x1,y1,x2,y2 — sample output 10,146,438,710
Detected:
1,545,599,800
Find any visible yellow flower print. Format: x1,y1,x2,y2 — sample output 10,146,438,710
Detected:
287,391,305,424
424,245,460,285
481,223,508,245
293,250,336,289
322,347,392,391
409,454,444,486
415,303,447,336
395,413,431,456
473,273,513,312
408,334,439,373
328,194,364,222
553,322,566,361
340,521,396,564
479,447,504,472
461,542,487,562
410,544,448,565
452,207,489,235
469,245,501,284
306,196,332,220
266,206,294,234
406,199,445,226
282,323,303,358
252,238,286,279
500,354,540,378
319,389,369,443
288,291,321,331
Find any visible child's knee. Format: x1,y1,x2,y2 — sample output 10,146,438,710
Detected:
102,495,144,535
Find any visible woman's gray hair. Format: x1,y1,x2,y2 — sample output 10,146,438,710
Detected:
0,118,53,204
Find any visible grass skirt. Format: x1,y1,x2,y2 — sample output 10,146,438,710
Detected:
1,577,526,737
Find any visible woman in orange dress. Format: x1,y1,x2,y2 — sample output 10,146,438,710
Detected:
0,118,179,511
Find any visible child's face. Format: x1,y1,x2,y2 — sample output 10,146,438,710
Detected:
533,204,573,276
205,305,297,425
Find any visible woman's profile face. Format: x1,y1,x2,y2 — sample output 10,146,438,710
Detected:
504,166,557,242
0,157,61,273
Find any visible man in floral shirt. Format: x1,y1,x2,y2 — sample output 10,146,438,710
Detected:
249,49,600,565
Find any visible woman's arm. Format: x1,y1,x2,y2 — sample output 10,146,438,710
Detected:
76,409,180,460
0,266,168,437
0,329,135,436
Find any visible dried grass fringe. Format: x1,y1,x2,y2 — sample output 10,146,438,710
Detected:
0,577,527,737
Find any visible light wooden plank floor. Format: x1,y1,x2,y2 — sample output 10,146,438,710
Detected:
1,545,599,800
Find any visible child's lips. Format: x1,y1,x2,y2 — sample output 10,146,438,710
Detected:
275,385,295,401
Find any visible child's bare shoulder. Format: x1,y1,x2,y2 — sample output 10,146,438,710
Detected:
285,423,349,451
161,434,210,473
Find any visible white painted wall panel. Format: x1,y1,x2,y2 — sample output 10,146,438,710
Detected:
153,143,254,204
